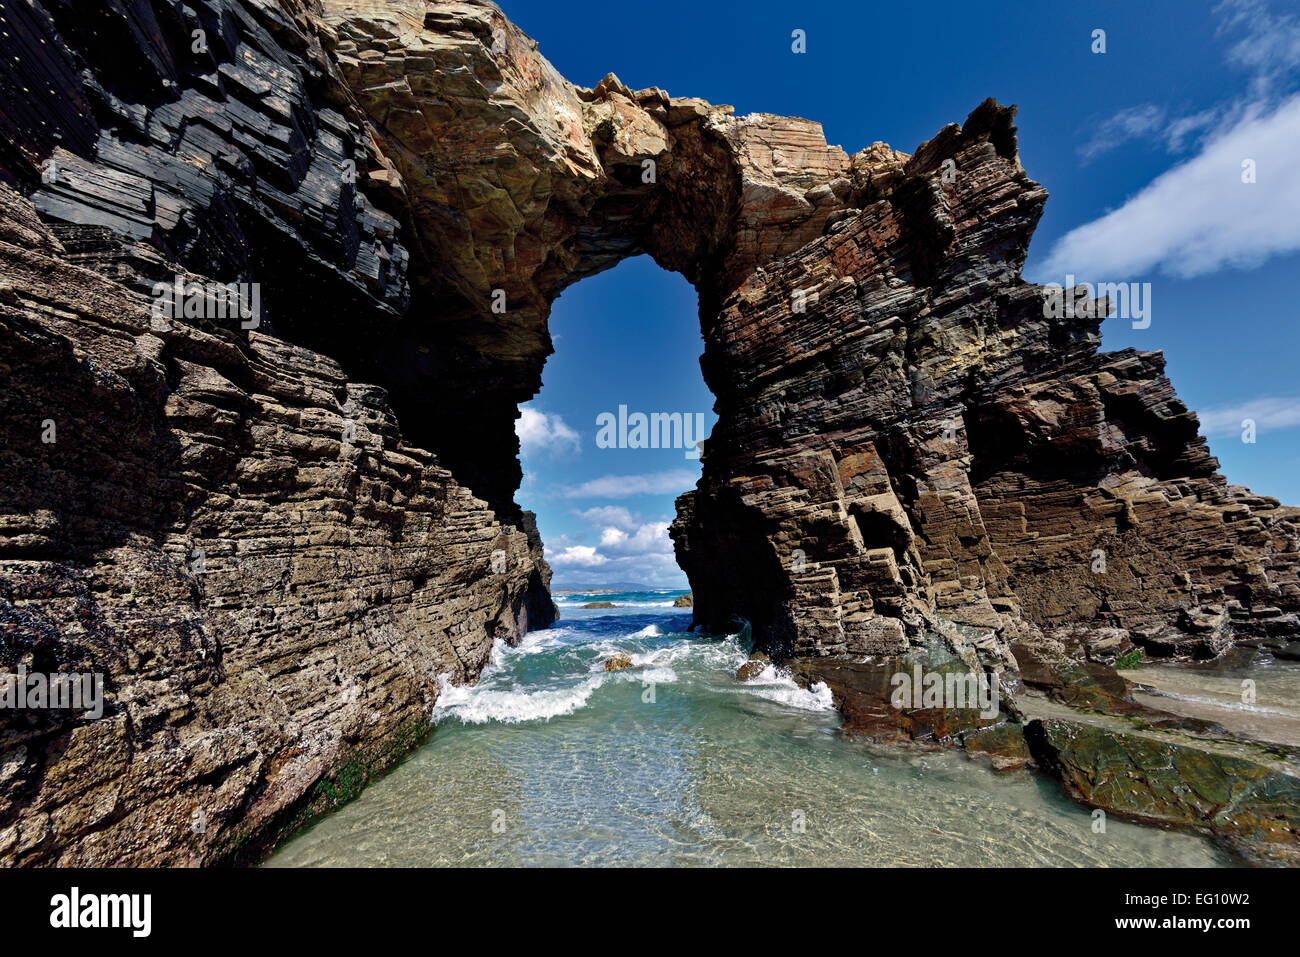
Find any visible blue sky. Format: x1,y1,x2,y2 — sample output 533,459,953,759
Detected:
507,0,1300,588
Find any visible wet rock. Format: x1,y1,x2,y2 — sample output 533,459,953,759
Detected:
960,721,1033,773
582,602,618,609
1025,714,1300,864
736,651,769,681
1012,639,1158,717
1055,627,1139,667
673,593,693,608
604,654,634,672
790,642,1005,744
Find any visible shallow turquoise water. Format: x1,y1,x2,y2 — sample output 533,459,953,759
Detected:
267,598,1229,867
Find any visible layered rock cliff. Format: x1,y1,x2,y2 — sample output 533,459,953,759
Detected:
1,0,1297,865
671,105,1300,667
0,0,554,865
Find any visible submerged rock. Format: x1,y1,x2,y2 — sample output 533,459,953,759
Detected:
736,651,769,681
583,602,618,609
604,655,634,672
1025,711,1300,864
790,648,1005,744
961,722,1033,773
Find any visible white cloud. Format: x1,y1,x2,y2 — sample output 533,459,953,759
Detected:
1078,105,1168,162
1077,2,1300,164
516,405,580,458
550,551,686,588
548,545,608,567
598,527,627,547
577,505,636,529
1165,109,1220,152
1217,0,1300,94
1077,104,1223,163
1039,93,1300,279
561,470,697,498
545,509,680,586
598,521,672,556
1198,396,1300,437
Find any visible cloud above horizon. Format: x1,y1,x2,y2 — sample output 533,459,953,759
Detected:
1197,396,1300,437
545,507,683,586
560,469,698,498
516,405,580,458
1039,92,1300,280
548,544,608,568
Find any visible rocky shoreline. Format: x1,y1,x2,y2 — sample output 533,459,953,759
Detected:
790,643,1300,864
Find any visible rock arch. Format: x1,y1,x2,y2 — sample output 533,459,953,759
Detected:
331,1,1300,668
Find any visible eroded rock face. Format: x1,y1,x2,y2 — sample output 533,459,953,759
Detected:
0,185,550,865
1,0,1297,866
671,105,1300,670
0,0,554,865
318,0,871,514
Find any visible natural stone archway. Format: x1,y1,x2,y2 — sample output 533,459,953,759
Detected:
325,0,1300,669
1,0,1298,866
320,0,869,519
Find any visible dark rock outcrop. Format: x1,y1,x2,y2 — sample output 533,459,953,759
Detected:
0,0,555,866
670,104,1300,669
0,182,550,865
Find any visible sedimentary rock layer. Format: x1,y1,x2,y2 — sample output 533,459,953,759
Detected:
673,103,1300,666
0,0,553,866
316,1,1300,667
0,183,549,865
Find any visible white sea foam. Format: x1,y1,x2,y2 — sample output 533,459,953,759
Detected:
747,677,836,712
731,662,837,712
433,617,825,727
434,673,605,725
508,628,572,657
634,666,678,684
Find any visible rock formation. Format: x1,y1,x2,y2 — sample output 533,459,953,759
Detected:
0,0,555,866
1,0,1297,864
669,104,1300,667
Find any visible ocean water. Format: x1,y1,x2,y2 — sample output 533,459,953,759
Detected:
267,597,1229,867
1131,653,1300,748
